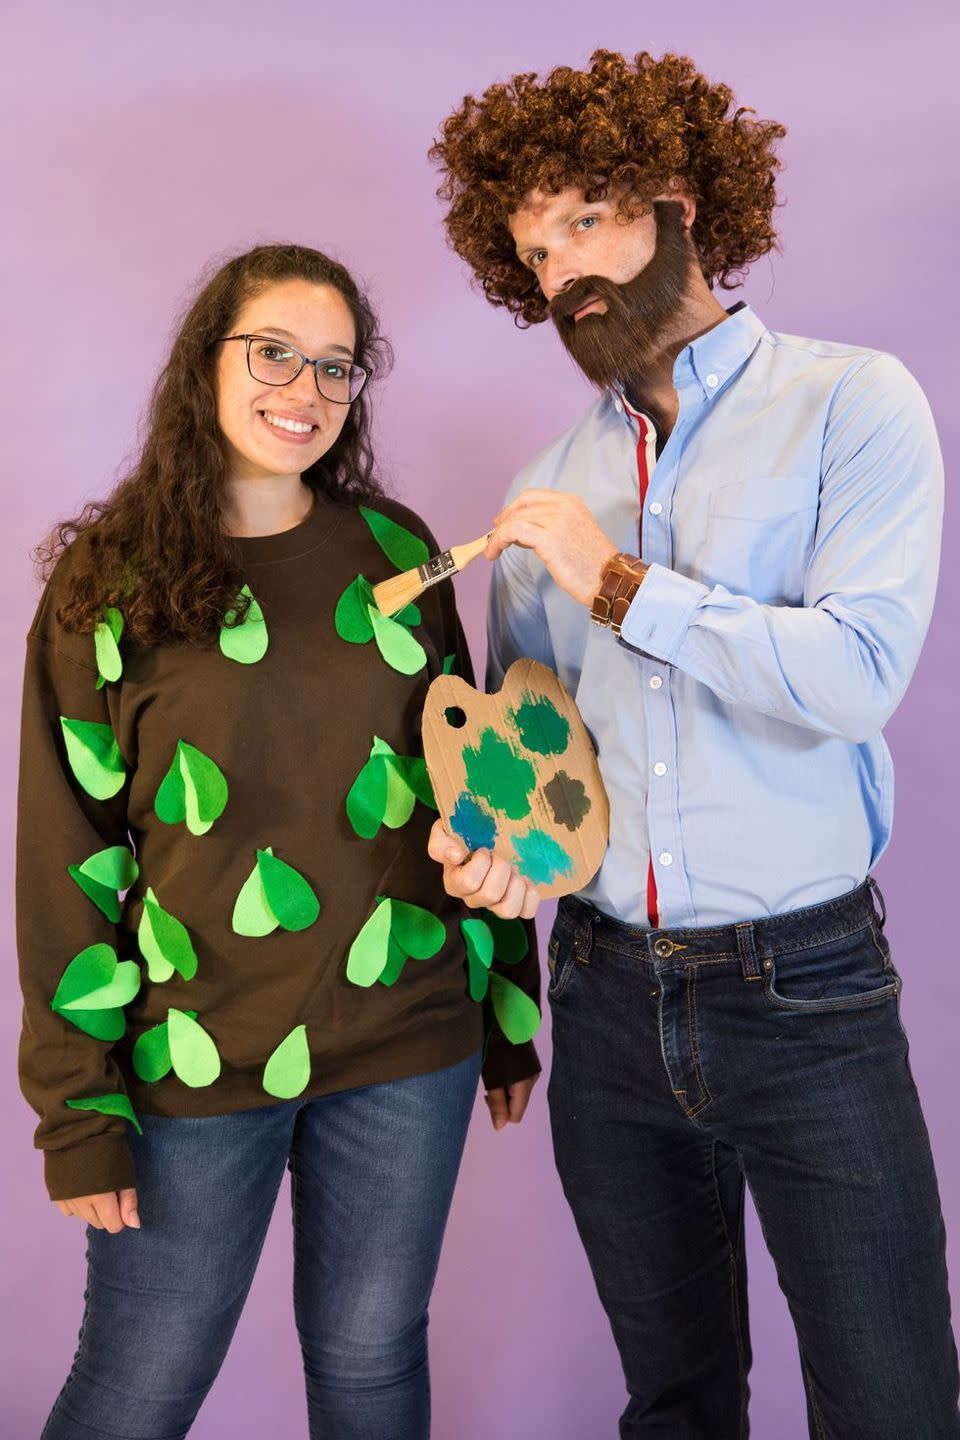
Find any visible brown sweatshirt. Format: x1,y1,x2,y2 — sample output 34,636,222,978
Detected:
17,493,540,1201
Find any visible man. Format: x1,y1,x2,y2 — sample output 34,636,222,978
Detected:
427,49,959,1438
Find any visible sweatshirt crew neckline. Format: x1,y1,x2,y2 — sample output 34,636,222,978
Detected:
227,488,342,564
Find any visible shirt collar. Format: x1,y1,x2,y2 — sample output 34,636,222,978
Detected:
612,303,768,417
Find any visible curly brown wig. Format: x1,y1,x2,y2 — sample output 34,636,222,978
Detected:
430,49,787,325
38,243,392,644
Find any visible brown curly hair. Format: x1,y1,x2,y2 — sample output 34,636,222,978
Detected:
430,49,787,325
37,243,392,645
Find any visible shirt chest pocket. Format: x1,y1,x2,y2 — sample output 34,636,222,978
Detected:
699,475,818,603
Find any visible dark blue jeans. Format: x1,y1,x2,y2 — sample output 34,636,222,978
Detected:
548,880,959,1439
42,1051,481,1440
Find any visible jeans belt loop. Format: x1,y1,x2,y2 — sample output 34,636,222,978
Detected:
574,904,595,965
866,875,887,930
736,921,763,981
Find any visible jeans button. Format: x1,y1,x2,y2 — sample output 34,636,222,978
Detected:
653,937,675,958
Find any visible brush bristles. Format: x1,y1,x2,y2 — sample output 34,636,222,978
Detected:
372,568,427,616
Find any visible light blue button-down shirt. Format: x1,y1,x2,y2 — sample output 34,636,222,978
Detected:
487,305,943,926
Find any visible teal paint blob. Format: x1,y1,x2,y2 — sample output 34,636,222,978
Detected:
512,828,575,886
462,728,536,820
450,792,498,852
510,692,571,756
543,770,592,832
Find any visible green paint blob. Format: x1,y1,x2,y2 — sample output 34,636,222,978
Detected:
543,770,592,832
512,827,575,886
462,728,536,820
509,692,570,756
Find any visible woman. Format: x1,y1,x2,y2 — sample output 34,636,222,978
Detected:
17,243,540,1439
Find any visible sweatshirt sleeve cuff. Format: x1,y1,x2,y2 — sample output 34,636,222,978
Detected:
44,1131,137,1202
482,1039,541,1092
619,563,709,663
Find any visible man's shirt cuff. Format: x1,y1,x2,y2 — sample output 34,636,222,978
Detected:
618,563,709,662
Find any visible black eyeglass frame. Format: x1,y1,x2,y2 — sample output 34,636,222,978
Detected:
217,333,371,404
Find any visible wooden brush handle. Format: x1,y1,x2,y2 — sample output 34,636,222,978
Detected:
448,534,492,572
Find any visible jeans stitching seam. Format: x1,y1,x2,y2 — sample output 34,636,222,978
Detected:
709,1140,749,1433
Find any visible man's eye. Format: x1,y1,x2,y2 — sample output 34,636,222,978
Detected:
529,251,546,269
577,216,598,231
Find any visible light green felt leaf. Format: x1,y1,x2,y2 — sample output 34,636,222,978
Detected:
488,971,542,1045
461,918,494,1003
359,506,430,571
390,901,446,960
378,935,409,988
58,1006,126,1041
220,584,269,664
138,887,198,982
60,718,127,800
132,1010,197,1083
335,575,376,643
382,760,416,829
51,944,139,1011
258,850,320,932
168,1008,221,1088
78,845,139,891
262,1024,311,1099
66,1092,142,1135
179,742,228,836
482,912,530,966
232,848,277,936
68,865,121,922
346,754,389,839
93,607,124,686
367,604,427,676
346,899,393,987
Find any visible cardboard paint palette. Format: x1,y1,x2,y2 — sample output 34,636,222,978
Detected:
422,659,609,899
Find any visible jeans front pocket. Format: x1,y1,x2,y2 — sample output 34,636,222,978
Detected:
763,921,901,1014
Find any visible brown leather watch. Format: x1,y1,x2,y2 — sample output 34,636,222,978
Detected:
590,552,649,636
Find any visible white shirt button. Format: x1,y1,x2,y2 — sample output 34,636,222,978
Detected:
653,762,668,776
706,373,719,388
649,501,663,516
649,676,663,690
658,851,673,867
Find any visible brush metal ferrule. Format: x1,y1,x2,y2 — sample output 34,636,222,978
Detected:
417,550,457,589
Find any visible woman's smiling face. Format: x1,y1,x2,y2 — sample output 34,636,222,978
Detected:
214,277,358,483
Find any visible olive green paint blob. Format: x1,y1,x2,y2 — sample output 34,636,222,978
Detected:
543,770,592,832
462,728,536,820
512,828,575,886
509,692,571,756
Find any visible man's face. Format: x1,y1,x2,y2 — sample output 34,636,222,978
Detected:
508,185,696,386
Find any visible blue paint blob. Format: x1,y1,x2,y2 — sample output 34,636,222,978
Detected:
512,828,575,886
450,792,498,852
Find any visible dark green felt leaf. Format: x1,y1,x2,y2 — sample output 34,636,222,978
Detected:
66,1091,142,1135
68,865,121,922
359,506,430,570
378,935,409,988
481,912,530,966
390,901,446,960
258,849,320,932
345,752,389,839
335,575,376,643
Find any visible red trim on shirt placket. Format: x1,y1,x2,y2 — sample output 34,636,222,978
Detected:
633,413,661,929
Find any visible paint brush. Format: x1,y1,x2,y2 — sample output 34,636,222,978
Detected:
371,533,493,617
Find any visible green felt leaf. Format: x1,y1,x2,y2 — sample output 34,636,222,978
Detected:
132,1010,197,1083
66,1091,142,1135
258,850,320,932
488,971,542,1045
60,718,127,800
393,602,422,628
382,760,416,829
179,742,228,836
78,845,139,891
377,935,409,987
390,755,436,810
52,944,140,1012
154,748,186,824
346,753,389,839
335,574,376,643
359,506,430,571
482,912,530,967
461,918,494,1003
167,1008,221,1088
442,653,456,675
138,887,198,982
93,607,124,687
262,1024,311,1099
346,899,393,987
390,901,446,960
68,865,121,922
232,849,278,936
220,584,269,664
59,1006,127,1042
367,604,427,675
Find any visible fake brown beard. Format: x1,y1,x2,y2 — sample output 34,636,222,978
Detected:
550,201,696,389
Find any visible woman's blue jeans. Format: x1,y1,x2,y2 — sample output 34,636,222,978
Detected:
42,1051,481,1440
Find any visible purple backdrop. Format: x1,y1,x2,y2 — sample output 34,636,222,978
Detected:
2,4,957,1435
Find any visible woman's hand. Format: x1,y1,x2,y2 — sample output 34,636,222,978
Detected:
485,1074,540,1131
55,1188,140,1233
427,820,541,920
